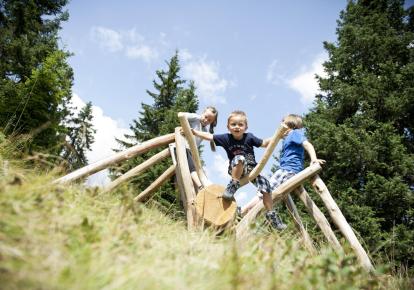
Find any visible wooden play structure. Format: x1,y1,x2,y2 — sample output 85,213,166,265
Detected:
54,113,374,272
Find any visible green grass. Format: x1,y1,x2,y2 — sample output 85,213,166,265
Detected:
0,162,411,290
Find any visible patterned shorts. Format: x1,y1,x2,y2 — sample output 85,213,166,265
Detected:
229,155,272,194
257,168,296,198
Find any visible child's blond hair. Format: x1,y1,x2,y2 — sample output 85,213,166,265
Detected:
283,114,303,129
227,110,248,127
204,106,218,151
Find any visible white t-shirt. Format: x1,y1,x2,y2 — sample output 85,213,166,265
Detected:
185,113,209,147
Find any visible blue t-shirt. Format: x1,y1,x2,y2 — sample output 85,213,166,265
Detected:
279,128,307,173
213,133,263,167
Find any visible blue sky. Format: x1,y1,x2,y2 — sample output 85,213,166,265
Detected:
59,1,347,205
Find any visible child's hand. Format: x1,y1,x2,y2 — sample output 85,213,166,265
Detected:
311,159,326,165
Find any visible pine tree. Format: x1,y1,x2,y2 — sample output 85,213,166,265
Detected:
114,52,199,211
305,0,414,268
62,102,95,170
0,0,73,155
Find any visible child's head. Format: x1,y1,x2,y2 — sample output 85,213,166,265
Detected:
201,106,218,151
283,114,303,130
227,110,248,139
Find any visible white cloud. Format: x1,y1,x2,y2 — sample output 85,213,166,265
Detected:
181,52,231,104
70,94,131,186
90,26,159,63
211,153,229,180
90,27,123,52
267,53,328,105
287,54,327,105
266,59,286,85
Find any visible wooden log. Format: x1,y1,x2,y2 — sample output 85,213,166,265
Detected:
294,186,342,251
102,148,170,193
134,165,175,202
285,194,317,255
195,184,237,227
54,133,175,184
311,175,374,272
169,143,188,209
236,163,322,239
175,127,199,229
239,124,288,186
178,113,203,178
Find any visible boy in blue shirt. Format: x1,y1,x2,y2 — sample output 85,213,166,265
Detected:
241,114,325,217
192,110,286,230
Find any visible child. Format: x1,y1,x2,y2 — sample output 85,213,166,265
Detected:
192,110,286,230
179,106,218,190
242,114,325,216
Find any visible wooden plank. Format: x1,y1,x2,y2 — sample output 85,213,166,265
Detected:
295,186,342,251
311,175,374,272
102,148,170,193
54,133,175,184
134,165,175,202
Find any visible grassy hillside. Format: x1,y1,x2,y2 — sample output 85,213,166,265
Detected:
0,162,411,289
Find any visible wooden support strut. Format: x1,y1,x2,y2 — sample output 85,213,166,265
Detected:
178,113,209,186
294,186,342,251
239,124,288,186
236,163,322,239
311,175,374,272
54,133,175,184
285,194,317,255
134,165,176,202
174,127,200,230
102,148,170,193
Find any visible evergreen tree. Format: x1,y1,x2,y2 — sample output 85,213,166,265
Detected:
114,52,199,211
0,0,73,154
61,102,95,170
305,0,414,269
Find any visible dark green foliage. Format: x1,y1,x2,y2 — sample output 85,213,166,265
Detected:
305,0,414,270
0,0,74,156
61,102,96,170
113,52,199,212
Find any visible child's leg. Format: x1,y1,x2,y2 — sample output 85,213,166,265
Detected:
186,149,204,191
262,191,273,211
223,155,247,200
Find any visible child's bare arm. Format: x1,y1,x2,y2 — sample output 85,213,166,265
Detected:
261,137,272,148
191,129,213,141
303,140,326,165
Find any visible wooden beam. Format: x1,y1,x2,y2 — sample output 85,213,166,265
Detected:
175,127,200,230
54,133,175,184
169,143,189,218
295,186,342,251
311,175,374,272
236,163,322,239
134,165,175,202
239,124,288,186
285,194,317,255
102,148,170,193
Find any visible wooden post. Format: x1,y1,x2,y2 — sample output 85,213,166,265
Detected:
240,124,288,186
285,194,317,255
134,165,175,202
102,148,170,193
175,127,199,230
178,112,203,176
169,144,188,209
294,186,342,251
311,175,374,272
54,133,175,184
236,163,322,239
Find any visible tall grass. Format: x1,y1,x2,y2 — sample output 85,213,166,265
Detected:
0,144,411,289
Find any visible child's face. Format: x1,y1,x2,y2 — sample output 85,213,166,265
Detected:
227,115,247,139
200,109,216,126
